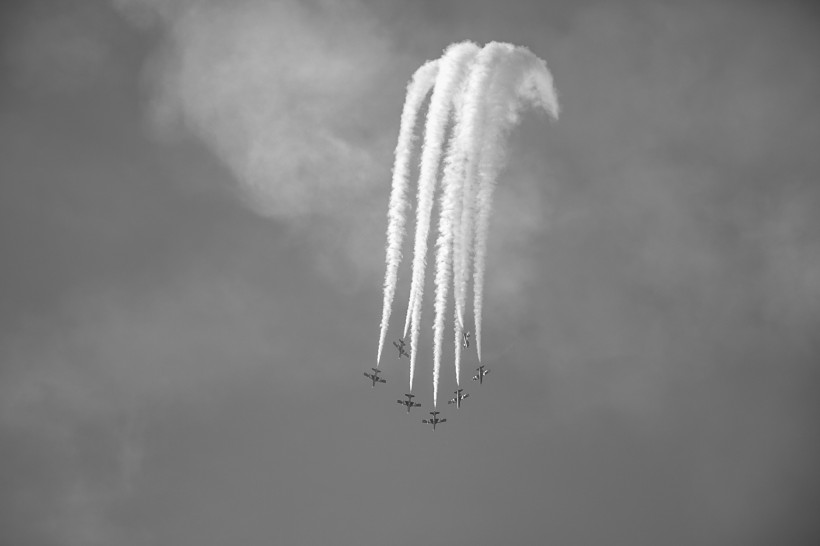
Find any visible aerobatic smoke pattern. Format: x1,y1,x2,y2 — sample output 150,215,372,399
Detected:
404,42,480,392
472,49,560,362
376,41,558,405
433,43,510,405
376,60,440,366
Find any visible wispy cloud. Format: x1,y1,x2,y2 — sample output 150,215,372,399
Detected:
119,0,394,219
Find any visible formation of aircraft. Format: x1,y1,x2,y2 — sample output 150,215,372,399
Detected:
422,411,447,430
397,393,421,414
365,343,494,428
392,339,410,359
363,368,387,387
447,388,469,408
472,365,490,384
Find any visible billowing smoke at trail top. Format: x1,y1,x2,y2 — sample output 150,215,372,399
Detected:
376,42,559,406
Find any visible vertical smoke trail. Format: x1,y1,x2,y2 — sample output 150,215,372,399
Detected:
453,307,463,386
452,149,480,385
404,42,480,391
451,44,512,382
431,43,510,405
453,42,515,346
447,155,465,385
452,186,468,335
451,44,510,378
452,123,482,336
472,50,559,361
402,287,413,338
471,129,508,363
375,41,558,402
376,60,439,365
431,130,462,406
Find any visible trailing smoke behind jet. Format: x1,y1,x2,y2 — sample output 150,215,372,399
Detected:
376,41,558,406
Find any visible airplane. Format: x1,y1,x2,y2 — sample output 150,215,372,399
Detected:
447,388,469,408
422,411,447,430
397,393,421,414
462,331,471,348
471,365,490,384
392,339,410,359
363,368,386,387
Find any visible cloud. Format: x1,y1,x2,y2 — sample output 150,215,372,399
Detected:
119,0,394,219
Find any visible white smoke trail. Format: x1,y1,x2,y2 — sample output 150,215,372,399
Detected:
403,42,480,391
447,155,465,386
376,60,439,365
431,43,510,405
376,41,558,402
472,49,559,361
453,307,464,386
452,179,478,383
450,91,477,386
451,43,512,381
431,131,462,406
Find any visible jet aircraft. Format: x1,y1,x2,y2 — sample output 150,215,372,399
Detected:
447,388,469,408
422,411,447,430
392,339,410,359
397,393,421,414
462,331,471,348
363,368,387,387
471,365,490,384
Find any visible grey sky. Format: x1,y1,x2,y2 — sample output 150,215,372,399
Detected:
1,1,819,545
